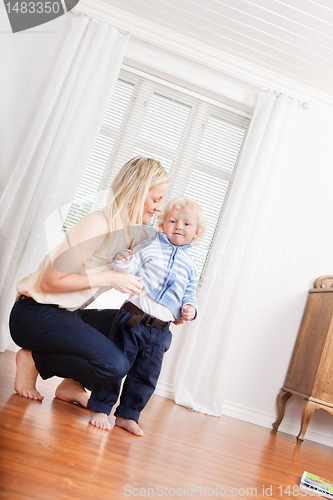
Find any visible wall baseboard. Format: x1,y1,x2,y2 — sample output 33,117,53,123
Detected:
155,383,333,448
154,381,175,401
221,401,333,449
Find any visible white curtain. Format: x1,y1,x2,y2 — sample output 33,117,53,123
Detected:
0,16,129,351
173,93,297,415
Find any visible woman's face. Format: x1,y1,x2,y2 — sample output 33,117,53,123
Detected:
142,183,168,225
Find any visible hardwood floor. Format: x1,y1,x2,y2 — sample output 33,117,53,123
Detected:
0,350,332,500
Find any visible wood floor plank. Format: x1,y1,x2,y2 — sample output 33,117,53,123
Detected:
1,350,333,499
0,471,94,500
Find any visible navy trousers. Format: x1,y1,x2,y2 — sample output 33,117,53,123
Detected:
87,308,172,422
9,297,129,389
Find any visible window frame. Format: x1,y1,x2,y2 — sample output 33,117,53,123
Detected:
62,65,252,283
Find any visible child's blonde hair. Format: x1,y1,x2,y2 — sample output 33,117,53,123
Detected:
105,156,170,231
157,197,206,244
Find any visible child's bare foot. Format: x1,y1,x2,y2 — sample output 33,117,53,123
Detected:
115,416,144,436
14,349,44,401
55,379,89,408
89,412,111,430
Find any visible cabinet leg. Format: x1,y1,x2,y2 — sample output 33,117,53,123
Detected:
296,399,316,445
272,389,293,431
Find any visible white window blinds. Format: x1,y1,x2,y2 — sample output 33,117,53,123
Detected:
62,68,251,279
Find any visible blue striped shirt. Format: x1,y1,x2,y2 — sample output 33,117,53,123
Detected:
112,232,199,322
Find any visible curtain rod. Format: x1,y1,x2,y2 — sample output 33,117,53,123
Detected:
70,9,129,35
268,89,310,110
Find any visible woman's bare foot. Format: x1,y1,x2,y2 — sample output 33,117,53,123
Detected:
89,412,111,430
14,349,44,401
115,416,143,436
55,379,89,408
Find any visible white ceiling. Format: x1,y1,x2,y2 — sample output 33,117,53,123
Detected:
79,0,333,106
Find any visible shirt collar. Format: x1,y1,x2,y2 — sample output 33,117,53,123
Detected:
158,231,192,250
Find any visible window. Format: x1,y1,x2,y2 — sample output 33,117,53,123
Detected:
63,68,251,280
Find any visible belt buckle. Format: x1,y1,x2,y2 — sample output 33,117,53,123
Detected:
144,315,155,327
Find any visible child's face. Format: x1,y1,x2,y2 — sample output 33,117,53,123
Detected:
162,208,198,246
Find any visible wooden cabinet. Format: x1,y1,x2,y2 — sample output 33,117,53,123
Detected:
273,276,333,444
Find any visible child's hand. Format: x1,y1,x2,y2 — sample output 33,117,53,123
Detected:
181,304,196,322
173,318,186,326
114,251,133,264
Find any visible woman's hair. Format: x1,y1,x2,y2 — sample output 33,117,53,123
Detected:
157,197,207,243
104,156,170,230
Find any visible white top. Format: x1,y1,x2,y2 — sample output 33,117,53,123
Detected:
16,213,156,311
128,288,175,322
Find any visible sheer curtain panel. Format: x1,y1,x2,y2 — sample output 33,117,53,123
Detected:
173,93,297,416
0,16,128,351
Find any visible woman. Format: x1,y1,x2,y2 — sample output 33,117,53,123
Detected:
9,156,170,435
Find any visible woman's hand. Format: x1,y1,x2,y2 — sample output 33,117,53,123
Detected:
114,251,133,265
103,270,143,295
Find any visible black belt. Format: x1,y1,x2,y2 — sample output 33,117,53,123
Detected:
15,294,33,303
121,301,170,330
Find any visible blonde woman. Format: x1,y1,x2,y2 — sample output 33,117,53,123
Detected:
9,157,170,432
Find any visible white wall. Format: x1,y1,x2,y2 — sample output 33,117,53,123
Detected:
221,102,333,445
0,14,72,185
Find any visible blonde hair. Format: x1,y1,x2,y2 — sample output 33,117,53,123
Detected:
157,197,206,244
104,156,170,231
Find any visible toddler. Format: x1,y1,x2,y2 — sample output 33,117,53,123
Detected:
88,197,206,434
